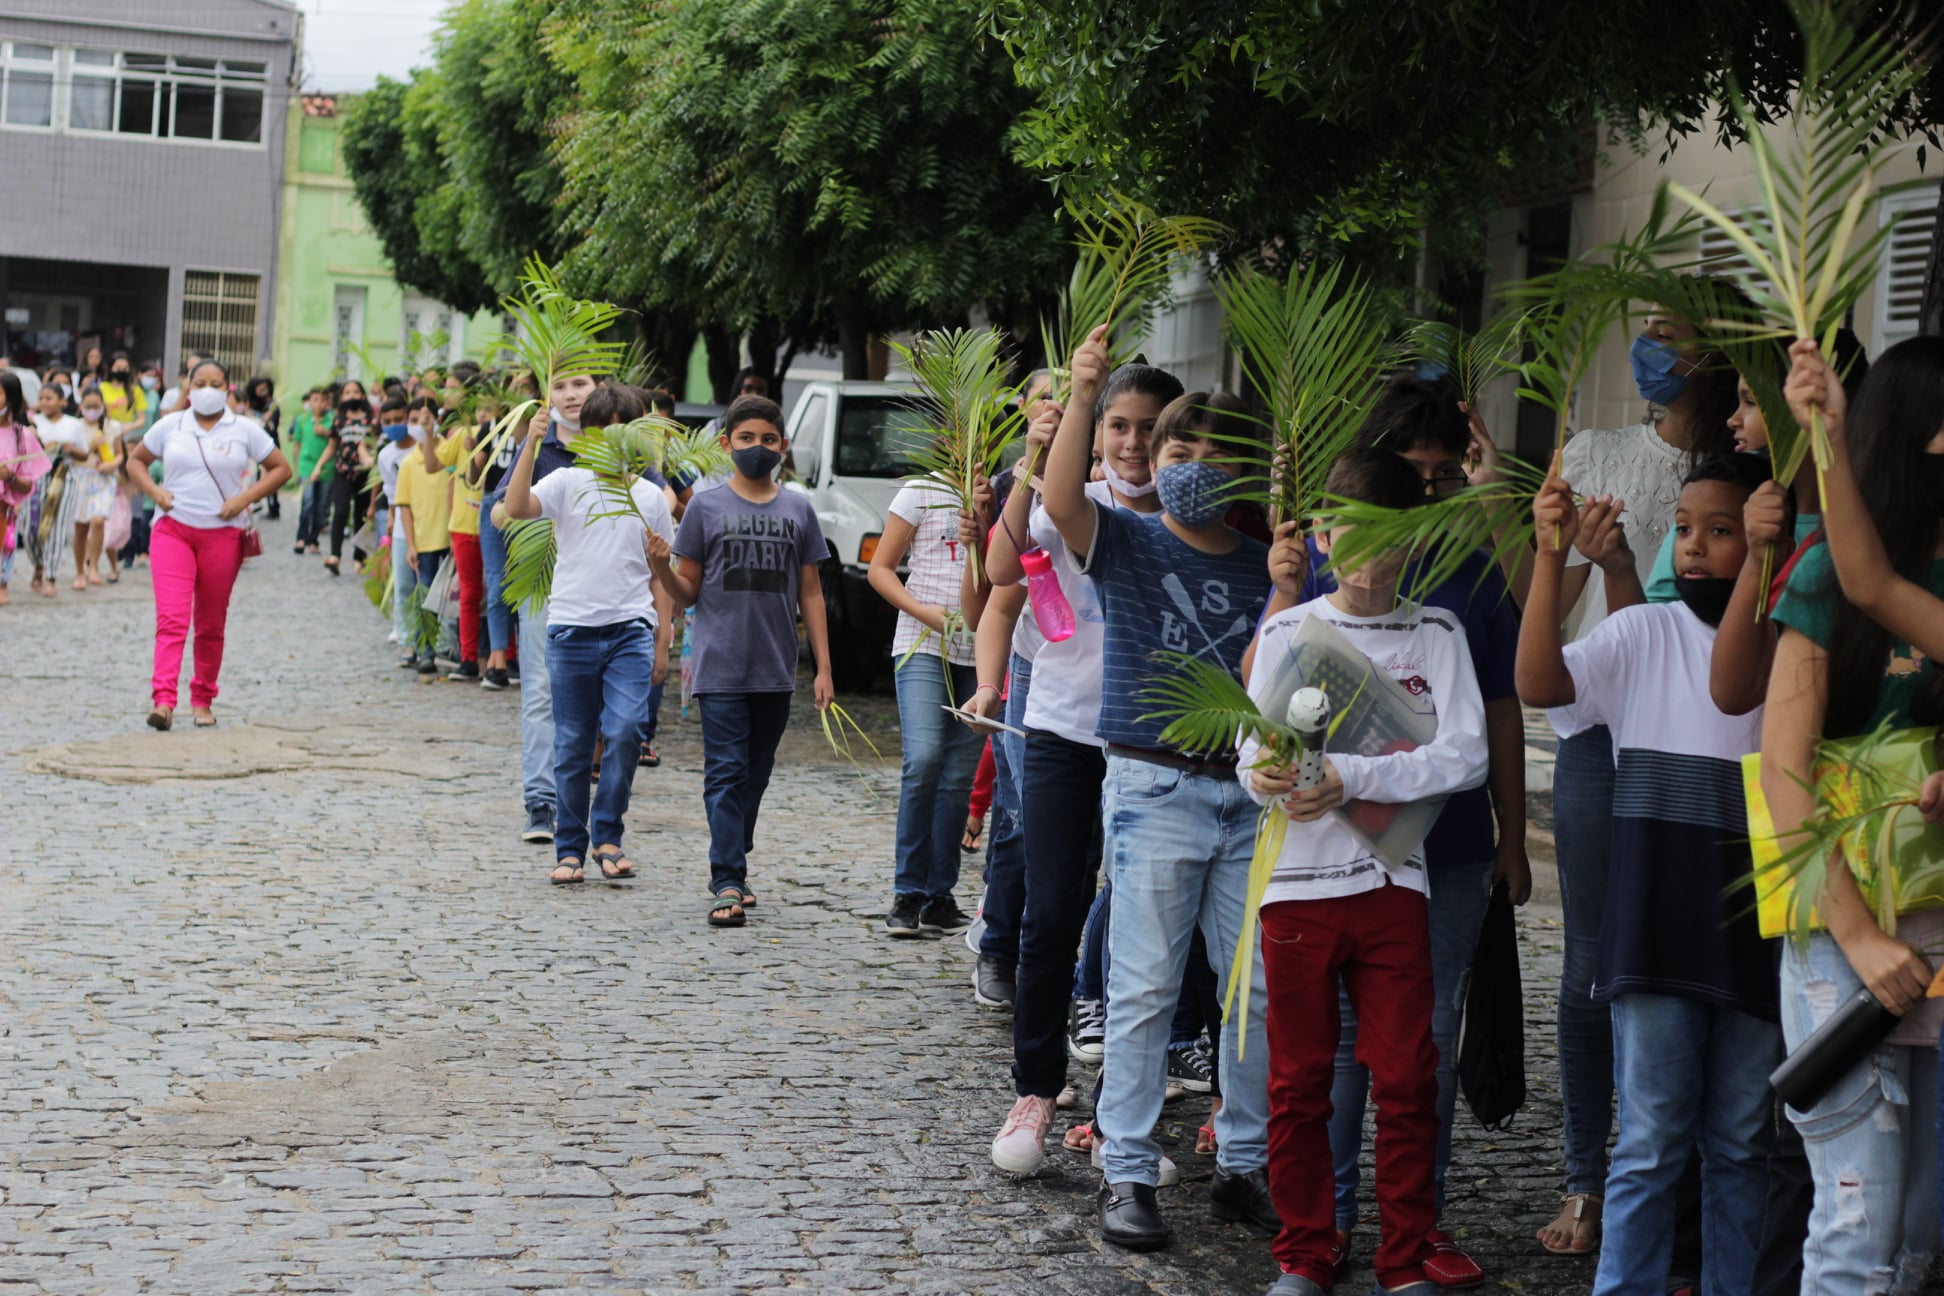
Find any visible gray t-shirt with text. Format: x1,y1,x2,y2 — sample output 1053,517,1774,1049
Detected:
673,486,827,693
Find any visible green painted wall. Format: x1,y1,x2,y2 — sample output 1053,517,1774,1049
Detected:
270,98,502,420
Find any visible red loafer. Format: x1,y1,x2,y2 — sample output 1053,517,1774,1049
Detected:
1423,1230,1484,1288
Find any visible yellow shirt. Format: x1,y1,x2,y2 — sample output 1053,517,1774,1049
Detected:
438,433,482,537
99,380,147,429
395,452,453,553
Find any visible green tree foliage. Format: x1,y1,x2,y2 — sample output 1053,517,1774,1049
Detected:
989,1,1943,265
550,0,1069,378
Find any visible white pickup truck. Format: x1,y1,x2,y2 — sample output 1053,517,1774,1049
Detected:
782,380,931,689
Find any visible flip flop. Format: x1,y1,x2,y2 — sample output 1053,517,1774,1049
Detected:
146,707,173,732
550,858,585,885
708,890,746,927
593,848,637,881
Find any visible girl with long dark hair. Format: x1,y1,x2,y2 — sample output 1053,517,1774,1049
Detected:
0,370,51,606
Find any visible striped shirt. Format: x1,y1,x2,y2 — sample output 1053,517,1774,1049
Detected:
1551,602,1775,1018
888,481,975,666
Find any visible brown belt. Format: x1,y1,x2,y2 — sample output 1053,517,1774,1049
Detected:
1106,744,1238,780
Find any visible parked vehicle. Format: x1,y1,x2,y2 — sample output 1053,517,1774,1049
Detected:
782,380,926,689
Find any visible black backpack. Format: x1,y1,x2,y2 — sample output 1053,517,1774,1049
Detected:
1456,882,1527,1130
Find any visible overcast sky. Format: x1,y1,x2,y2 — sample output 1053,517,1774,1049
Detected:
294,0,449,93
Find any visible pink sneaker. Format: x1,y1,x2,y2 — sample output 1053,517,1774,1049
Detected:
991,1095,1057,1174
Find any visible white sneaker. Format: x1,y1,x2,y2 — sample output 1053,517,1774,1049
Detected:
991,1095,1057,1175
1091,1138,1181,1187
963,902,986,954
1056,1084,1077,1110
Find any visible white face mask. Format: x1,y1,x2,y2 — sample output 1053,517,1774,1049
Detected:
188,387,229,417
83,409,104,424
1100,457,1158,499
551,407,581,434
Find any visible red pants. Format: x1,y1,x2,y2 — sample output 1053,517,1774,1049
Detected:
450,530,483,665
1262,884,1438,1288
149,516,244,708
967,738,996,819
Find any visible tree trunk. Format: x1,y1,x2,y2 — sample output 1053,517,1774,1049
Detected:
747,316,783,390
1920,180,1944,338
837,299,871,380
630,307,697,399
702,326,742,404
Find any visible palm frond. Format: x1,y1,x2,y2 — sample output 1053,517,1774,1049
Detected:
500,515,557,616
1213,259,1399,523
1038,195,1227,403
1662,0,1928,494
401,327,450,376
1404,310,1527,408
335,336,385,385
1137,651,1300,758
890,327,1024,586
664,420,732,485
1312,457,1554,602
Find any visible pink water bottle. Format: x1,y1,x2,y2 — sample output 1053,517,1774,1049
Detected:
1018,547,1075,643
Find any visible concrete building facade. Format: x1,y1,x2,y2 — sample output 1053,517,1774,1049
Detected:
0,0,298,379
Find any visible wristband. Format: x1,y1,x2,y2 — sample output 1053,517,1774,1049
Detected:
971,683,1001,699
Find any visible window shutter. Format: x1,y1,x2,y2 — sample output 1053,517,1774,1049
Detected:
1874,183,1941,352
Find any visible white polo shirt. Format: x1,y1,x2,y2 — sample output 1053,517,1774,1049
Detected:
143,409,275,530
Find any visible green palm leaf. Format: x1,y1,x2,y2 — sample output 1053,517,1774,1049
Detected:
1404,310,1526,408
1662,0,1928,494
891,327,1025,587
1213,259,1399,523
1137,652,1299,758
500,515,557,616
664,419,732,485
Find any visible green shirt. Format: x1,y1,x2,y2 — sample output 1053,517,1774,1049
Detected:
1771,538,1944,731
292,410,334,482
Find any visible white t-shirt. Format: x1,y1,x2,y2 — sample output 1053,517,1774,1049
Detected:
377,441,414,540
141,409,276,530
32,413,88,457
1241,597,1488,905
1020,480,1115,746
159,387,184,414
532,467,675,629
1560,422,1687,639
888,480,975,666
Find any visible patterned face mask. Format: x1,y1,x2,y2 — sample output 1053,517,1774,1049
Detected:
1154,459,1234,527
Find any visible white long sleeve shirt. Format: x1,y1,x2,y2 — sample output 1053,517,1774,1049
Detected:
1239,596,1489,904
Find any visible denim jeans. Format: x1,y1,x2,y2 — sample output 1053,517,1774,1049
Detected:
518,597,556,816
1075,881,1110,1002
391,540,422,656
296,477,330,547
1096,756,1269,1184
891,652,982,900
977,654,1031,964
477,488,515,656
643,681,666,746
1782,934,1940,1292
1553,723,1617,1195
1330,854,1494,1228
1012,730,1106,1097
546,618,654,863
1593,993,1781,1296
697,691,792,894
415,547,446,588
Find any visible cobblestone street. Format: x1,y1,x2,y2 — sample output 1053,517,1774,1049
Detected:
2,531,1594,1295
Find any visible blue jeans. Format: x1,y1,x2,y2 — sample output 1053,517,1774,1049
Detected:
697,691,792,895
477,488,515,656
391,540,422,656
296,477,330,547
1076,881,1110,1002
416,547,446,588
644,681,666,746
545,618,654,863
1782,934,1940,1292
1012,729,1106,1096
1553,724,1616,1195
1593,993,1781,1296
977,654,1031,964
518,597,555,816
891,653,982,901
1330,854,1493,1227
1096,756,1269,1183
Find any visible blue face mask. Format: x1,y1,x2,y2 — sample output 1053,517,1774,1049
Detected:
381,423,410,443
1155,459,1234,528
1630,334,1691,405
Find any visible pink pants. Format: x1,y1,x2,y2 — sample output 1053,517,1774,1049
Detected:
150,516,244,708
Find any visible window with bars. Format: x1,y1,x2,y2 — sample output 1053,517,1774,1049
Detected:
1873,183,1941,353
400,295,464,369
0,43,267,144
180,271,260,378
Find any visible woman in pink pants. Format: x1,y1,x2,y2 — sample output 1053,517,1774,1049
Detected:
127,360,291,730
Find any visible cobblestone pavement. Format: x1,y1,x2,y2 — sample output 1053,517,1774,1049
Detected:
1,529,1597,1295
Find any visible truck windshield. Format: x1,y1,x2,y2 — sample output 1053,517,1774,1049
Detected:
835,396,931,479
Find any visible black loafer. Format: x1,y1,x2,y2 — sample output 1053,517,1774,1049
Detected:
1099,1180,1169,1251
1209,1165,1282,1237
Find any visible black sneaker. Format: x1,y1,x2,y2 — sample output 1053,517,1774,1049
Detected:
481,667,509,691
448,661,480,681
508,661,522,683
1166,1038,1215,1094
520,807,554,844
416,659,438,676
885,894,925,938
1068,998,1106,1064
920,896,974,934
973,955,1016,1009
1208,1165,1281,1237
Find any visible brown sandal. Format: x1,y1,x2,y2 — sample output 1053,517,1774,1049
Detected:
146,706,174,732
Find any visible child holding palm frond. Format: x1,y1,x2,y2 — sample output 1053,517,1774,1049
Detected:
1766,336,1944,1288
1241,448,1488,1296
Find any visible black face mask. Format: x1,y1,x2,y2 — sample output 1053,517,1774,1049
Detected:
1923,452,1944,516
1676,575,1737,627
